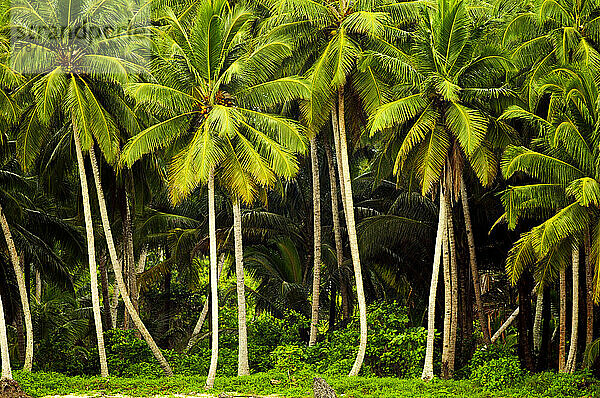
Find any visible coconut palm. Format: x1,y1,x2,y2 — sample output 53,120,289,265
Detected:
265,0,424,374
503,0,600,109
369,0,513,379
121,0,307,386
7,0,179,376
501,66,600,373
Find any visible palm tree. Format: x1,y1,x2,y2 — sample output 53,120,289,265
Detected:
266,0,424,373
122,0,307,386
369,0,512,378
0,292,10,380
0,43,33,371
9,0,176,375
309,136,321,346
501,66,600,374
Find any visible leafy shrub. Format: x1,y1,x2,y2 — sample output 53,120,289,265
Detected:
306,302,426,377
469,343,515,374
470,355,524,390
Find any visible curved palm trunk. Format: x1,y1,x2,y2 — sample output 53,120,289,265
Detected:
446,197,458,378
459,179,490,344
533,288,544,353
88,146,173,376
559,266,567,373
205,169,219,389
325,143,349,320
0,293,11,380
566,246,579,373
73,131,108,378
0,203,33,371
331,103,347,217
491,307,520,344
233,200,249,375
422,185,447,380
309,136,322,347
186,254,226,352
338,88,367,376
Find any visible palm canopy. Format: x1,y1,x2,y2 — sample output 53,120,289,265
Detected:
8,0,145,169
502,0,600,109
500,66,600,294
263,0,423,131
121,0,309,204
369,0,514,195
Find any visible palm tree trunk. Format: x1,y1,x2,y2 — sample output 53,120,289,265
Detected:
35,270,42,302
205,169,219,389
338,88,367,376
566,246,579,373
88,146,173,376
559,266,567,373
422,184,447,381
309,136,322,347
73,130,108,378
0,203,33,372
446,197,458,378
186,254,226,352
441,196,452,379
585,232,593,358
533,288,543,353
135,244,148,305
325,143,349,320
331,102,347,217
99,252,113,330
0,293,12,380
233,200,250,376
491,307,519,344
459,178,490,344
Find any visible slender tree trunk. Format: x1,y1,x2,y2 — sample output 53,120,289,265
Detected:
186,254,226,352
517,273,535,371
566,246,579,373
491,307,520,344
15,311,25,363
446,197,458,378
338,88,367,376
0,204,33,372
422,185,446,380
460,179,490,344
35,270,42,302
0,293,12,380
135,244,148,305
325,143,349,320
73,131,108,377
533,287,544,353
309,136,322,347
99,252,113,330
88,146,173,376
585,232,594,358
331,102,347,218
559,266,567,373
205,169,219,389
233,200,250,376
441,197,452,379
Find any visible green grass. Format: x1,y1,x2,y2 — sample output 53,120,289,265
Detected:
13,370,600,397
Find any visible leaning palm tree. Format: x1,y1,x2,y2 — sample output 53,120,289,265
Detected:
0,44,33,371
122,0,307,387
501,66,600,374
369,0,513,379
8,0,174,376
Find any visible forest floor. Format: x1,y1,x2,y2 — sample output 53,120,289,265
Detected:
12,370,600,398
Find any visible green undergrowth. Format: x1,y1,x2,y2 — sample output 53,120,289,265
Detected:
13,370,600,398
